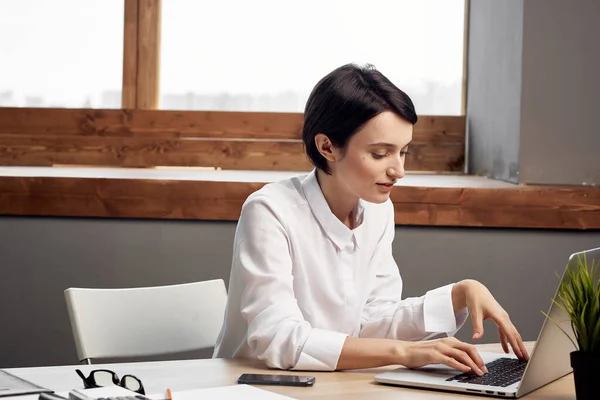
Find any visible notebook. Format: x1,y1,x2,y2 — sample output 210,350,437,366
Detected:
70,384,296,400
0,370,52,397
147,385,296,400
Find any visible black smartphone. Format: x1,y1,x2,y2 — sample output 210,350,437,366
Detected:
237,373,316,387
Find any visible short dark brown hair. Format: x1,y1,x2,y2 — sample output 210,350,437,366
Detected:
302,63,418,174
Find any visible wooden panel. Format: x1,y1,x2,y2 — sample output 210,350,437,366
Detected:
391,186,600,229
122,0,139,108
0,108,463,141
404,141,464,172
0,108,305,139
0,136,462,172
0,177,259,221
0,136,310,170
411,115,465,142
136,0,161,109
0,108,465,171
1,176,599,229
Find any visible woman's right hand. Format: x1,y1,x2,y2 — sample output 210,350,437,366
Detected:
397,337,488,376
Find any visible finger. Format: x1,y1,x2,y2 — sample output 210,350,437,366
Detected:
446,348,484,376
514,331,530,361
504,327,528,360
470,307,485,340
498,326,509,354
520,341,530,361
455,341,488,373
498,321,524,360
506,326,530,360
441,356,471,373
492,313,523,359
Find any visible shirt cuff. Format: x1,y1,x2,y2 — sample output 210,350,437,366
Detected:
423,283,468,336
291,328,348,371
451,307,469,336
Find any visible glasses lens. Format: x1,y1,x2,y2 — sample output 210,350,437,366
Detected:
122,376,141,392
92,371,117,387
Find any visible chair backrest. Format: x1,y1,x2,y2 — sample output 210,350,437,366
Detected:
64,279,227,363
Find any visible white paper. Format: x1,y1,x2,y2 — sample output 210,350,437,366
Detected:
148,385,296,400
68,386,141,399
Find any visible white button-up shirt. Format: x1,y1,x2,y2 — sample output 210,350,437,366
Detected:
213,170,467,371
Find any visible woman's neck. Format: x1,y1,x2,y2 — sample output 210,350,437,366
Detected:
316,169,359,229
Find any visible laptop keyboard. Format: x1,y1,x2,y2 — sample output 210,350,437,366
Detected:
445,357,528,387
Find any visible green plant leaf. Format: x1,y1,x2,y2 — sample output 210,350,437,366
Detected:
578,301,589,351
543,254,600,355
591,311,600,353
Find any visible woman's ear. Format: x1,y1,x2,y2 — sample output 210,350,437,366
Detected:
315,133,339,162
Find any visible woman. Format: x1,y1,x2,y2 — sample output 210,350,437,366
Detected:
213,64,529,373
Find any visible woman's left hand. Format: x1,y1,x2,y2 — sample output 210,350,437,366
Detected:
452,279,530,361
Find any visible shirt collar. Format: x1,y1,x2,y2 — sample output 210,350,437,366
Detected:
302,169,366,250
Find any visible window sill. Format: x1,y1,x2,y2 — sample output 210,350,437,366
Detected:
0,167,598,230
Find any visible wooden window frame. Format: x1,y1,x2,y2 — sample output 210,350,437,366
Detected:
122,0,161,109
7,0,597,230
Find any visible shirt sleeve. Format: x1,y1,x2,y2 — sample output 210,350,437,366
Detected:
360,202,468,340
236,197,347,371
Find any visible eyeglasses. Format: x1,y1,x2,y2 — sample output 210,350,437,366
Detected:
75,369,145,395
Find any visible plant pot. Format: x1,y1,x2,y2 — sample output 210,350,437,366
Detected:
570,351,600,400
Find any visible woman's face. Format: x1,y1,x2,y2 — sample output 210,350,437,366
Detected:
331,111,413,204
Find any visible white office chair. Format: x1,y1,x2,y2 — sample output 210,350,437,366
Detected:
64,279,227,364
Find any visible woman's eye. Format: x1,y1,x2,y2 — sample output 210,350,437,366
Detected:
372,153,387,159
400,151,411,156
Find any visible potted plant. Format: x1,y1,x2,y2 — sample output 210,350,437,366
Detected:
544,253,600,400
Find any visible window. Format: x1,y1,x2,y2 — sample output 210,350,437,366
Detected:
160,0,465,114
0,0,124,108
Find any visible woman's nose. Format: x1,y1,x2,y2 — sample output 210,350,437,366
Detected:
386,164,405,180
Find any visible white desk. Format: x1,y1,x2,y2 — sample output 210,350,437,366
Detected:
5,343,574,400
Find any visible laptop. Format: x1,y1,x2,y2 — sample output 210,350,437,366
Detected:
374,247,600,398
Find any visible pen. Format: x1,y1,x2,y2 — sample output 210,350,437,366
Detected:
166,388,172,400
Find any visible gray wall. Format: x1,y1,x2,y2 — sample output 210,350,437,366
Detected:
468,0,600,185
467,0,524,183
1,215,598,368
519,0,600,185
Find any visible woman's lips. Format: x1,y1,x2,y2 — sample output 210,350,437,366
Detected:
376,182,395,192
